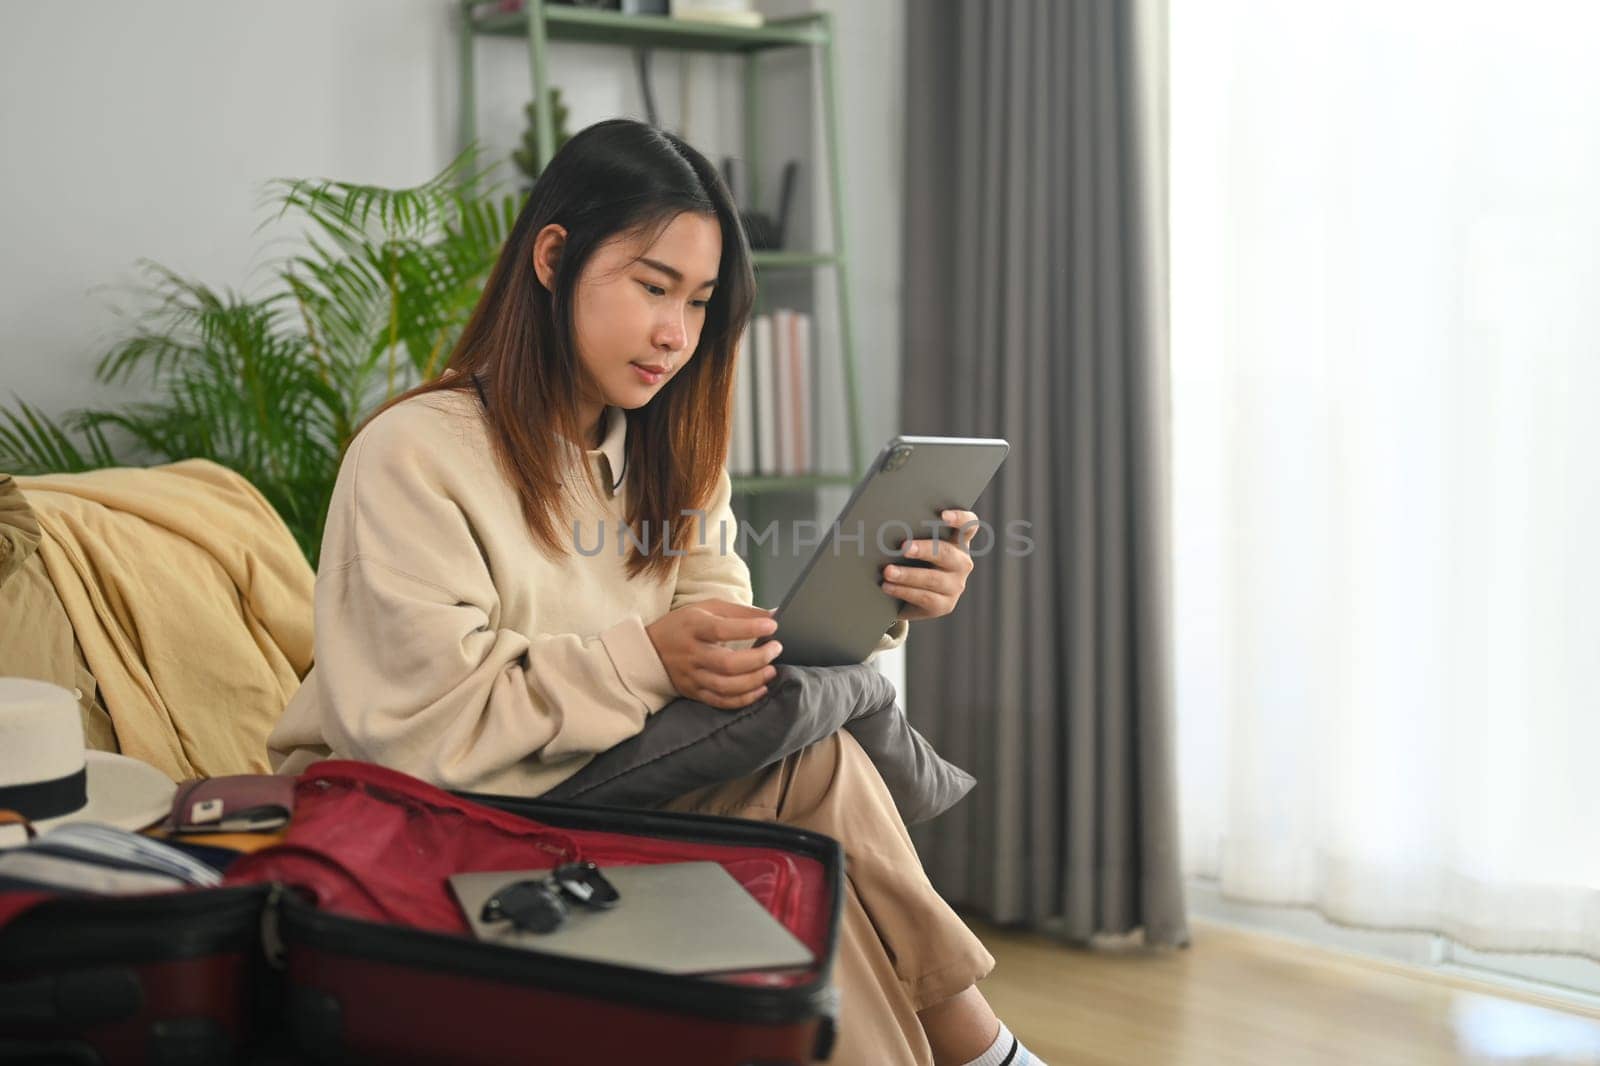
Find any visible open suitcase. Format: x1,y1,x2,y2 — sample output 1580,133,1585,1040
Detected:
0,760,845,1065
0,884,275,1064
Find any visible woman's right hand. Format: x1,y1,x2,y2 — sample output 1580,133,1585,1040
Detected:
645,600,783,710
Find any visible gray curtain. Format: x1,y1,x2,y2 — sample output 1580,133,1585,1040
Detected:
900,0,1188,948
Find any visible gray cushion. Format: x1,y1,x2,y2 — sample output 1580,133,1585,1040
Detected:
546,663,975,826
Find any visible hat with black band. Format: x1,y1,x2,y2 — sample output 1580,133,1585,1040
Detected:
0,678,175,842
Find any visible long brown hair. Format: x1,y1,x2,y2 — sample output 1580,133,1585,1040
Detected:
373,119,755,580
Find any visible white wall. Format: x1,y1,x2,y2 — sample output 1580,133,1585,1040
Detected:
0,1,459,416
0,0,905,453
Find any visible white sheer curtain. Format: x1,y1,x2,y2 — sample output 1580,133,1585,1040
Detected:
1171,0,1600,957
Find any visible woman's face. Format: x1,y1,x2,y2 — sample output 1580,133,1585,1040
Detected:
565,211,723,419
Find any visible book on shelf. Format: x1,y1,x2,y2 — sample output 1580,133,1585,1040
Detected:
789,310,811,477
668,0,764,27
730,309,817,481
771,309,791,475
753,313,778,476
729,322,756,476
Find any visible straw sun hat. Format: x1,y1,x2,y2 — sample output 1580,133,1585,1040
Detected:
0,677,175,839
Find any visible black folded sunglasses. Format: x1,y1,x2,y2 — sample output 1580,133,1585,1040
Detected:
480,861,620,934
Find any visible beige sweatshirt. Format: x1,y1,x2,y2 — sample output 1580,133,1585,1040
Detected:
267,389,907,796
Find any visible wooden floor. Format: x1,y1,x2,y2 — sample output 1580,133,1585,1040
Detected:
968,917,1600,1066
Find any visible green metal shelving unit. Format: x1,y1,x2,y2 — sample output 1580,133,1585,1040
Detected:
457,2,866,495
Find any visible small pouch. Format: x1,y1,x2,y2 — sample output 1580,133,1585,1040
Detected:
165,774,296,834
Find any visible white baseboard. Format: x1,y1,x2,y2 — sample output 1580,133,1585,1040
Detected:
1186,877,1444,967
1186,876,1600,1011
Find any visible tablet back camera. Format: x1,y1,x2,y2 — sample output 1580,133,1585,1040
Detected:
883,444,914,473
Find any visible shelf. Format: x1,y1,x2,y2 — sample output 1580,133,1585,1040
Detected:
731,473,855,494
470,5,827,53
750,250,838,271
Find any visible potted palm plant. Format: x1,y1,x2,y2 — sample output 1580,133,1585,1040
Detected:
0,154,518,563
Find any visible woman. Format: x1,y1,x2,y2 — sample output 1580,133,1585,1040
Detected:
269,119,1041,1066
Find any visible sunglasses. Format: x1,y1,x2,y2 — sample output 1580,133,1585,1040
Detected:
480,861,621,934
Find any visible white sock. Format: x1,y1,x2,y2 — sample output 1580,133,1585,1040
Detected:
959,1021,1046,1066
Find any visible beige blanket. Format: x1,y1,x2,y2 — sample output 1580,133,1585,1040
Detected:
12,461,314,780
1,472,118,750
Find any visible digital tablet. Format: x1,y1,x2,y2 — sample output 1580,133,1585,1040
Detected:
764,435,1009,666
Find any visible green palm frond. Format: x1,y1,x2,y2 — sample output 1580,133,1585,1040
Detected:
262,149,491,249
1,151,520,564
0,398,118,474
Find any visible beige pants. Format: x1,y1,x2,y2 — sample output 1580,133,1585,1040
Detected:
664,729,996,1066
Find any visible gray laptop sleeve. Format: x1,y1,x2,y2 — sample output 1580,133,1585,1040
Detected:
545,664,975,826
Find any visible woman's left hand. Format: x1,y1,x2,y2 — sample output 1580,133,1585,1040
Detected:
879,509,981,622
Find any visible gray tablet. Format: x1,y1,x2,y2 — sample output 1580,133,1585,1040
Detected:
764,435,1009,667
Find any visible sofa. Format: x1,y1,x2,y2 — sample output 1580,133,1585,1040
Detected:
0,463,314,782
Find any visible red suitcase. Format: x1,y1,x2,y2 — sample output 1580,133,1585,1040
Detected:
0,884,274,1064
1,760,845,1065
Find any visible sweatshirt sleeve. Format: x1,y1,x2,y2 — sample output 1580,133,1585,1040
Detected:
867,618,910,661
303,425,678,792
310,559,677,789
669,468,755,611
